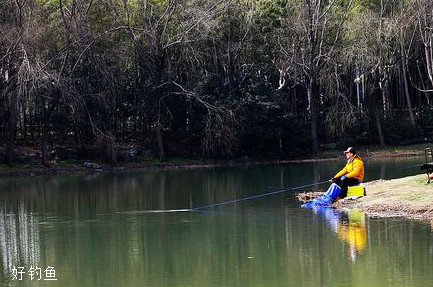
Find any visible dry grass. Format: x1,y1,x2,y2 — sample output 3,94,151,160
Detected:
343,174,433,220
297,191,324,202
298,174,433,221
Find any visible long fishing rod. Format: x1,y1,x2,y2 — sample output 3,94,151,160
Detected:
268,180,330,191
192,180,329,211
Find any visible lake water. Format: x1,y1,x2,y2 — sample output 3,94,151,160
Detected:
1,156,432,287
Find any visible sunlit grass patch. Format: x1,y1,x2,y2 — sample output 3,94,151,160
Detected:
349,174,433,220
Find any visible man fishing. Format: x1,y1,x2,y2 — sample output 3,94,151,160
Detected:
331,147,365,199
302,147,365,208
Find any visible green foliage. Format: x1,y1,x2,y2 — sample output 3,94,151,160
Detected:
37,0,65,9
255,0,289,28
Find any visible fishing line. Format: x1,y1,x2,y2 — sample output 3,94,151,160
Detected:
133,159,427,213
125,181,329,213
118,209,192,214
192,159,427,211
192,180,329,211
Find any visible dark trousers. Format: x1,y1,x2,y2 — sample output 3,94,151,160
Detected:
334,177,360,198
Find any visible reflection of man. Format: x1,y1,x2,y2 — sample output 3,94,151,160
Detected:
337,210,367,261
331,147,365,199
315,207,367,261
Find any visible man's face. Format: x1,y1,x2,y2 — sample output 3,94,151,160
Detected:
345,152,353,159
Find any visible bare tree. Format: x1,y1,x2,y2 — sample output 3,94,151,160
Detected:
416,0,433,92
344,0,403,147
104,0,230,160
398,0,417,125
278,0,354,155
0,0,37,165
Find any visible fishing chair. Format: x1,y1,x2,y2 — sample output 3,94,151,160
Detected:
420,148,433,184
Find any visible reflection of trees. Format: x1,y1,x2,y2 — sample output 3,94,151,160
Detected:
0,202,40,279
0,168,289,216
0,165,431,286
312,162,320,192
0,159,418,218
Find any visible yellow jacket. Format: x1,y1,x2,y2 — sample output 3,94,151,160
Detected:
334,155,365,182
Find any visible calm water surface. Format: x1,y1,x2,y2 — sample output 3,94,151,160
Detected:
0,157,432,287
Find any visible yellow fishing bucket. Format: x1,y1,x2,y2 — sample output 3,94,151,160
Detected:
347,185,366,198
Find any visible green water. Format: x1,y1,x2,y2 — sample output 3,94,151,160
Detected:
1,157,432,287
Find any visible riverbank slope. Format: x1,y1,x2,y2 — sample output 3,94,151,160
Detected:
338,174,433,221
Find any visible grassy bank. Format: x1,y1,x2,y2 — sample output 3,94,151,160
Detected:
339,174,433,221
298,174,433,221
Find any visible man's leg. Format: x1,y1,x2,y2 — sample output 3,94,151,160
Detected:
334,178,360,198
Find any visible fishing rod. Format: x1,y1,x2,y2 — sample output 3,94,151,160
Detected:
192,180,329,211
268,180,330,191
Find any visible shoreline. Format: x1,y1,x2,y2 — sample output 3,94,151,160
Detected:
0,158,338,179
339,174,433,221
0,143,428,179
299,174,433,222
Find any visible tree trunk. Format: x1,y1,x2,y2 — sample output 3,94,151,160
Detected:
41,129,49,166
278,130,283,157
309,76,319,155
41,100,49,166
5,97,17,166
401,55,416,125
6,109,16,166
155,97,166,161
373,103,386,147
21,100,27,142
158,172,166,210
41,138,48,166
106,133,117,165
400,27,416,126
156,120,165,161
227,28,236,94
372,80,386,147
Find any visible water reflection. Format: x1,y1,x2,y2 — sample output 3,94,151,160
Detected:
0,203,41,282
0,157,430,286
338,210,367,261
312,207,367,261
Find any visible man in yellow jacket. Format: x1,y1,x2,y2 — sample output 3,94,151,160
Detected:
331,147,365,199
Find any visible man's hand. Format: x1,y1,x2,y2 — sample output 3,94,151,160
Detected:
329,178,336,183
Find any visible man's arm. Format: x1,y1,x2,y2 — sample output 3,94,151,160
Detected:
334,166,348,179
345,161,362,179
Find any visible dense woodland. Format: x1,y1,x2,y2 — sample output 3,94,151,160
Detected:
1,0,433,164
